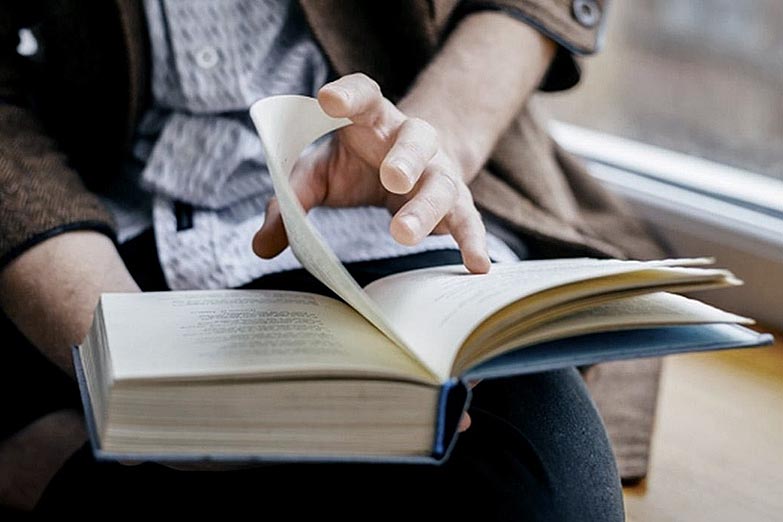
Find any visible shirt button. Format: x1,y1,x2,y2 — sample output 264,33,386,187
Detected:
572,0,602,28
194,46,219,69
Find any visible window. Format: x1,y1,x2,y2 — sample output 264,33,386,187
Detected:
539,1,783,328
541,0,783,180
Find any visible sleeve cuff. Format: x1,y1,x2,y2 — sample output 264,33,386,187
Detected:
453,0,609,91
0,221,117,272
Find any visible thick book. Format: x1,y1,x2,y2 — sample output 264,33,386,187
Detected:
74,96,773,464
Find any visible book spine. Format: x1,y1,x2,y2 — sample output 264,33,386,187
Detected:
72,347,105,458
432,378,470,462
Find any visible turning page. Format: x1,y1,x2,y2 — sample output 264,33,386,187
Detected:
249,96,435,379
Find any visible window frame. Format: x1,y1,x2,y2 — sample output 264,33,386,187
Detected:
551,121,783,330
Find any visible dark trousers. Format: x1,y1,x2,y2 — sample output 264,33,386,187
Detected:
2,231,624,520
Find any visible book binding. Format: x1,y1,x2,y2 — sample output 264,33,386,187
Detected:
72,346,469,465
73,324,771,465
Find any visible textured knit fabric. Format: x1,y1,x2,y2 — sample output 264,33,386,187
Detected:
102,0,517,290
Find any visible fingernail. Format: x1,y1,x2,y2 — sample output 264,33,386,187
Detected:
393,159,409,178
393,160,414,188
399,214,421,239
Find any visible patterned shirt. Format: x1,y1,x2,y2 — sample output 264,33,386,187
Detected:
100,0,518,290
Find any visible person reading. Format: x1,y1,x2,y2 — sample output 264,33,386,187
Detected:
1,1,658,519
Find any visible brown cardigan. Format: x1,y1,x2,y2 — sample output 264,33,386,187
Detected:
0,0,664,480
0,0,663,266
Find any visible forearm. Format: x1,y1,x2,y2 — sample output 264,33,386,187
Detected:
0,231,139,375
399,11,556,181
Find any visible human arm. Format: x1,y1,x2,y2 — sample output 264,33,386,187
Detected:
0,231,138,508
252,10,556,273
397,10,556,184
0,6,127,374
0,232,140,376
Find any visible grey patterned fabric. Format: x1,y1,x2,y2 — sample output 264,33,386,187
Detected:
101,0,517,290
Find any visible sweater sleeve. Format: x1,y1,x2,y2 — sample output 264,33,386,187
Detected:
0,6,115,270
446,0,610,91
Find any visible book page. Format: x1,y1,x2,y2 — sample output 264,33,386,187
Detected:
364,259,737,378
100,290,436,384
249,96,434,379
455,292,752,372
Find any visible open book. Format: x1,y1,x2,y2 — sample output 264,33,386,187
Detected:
75,96,773,464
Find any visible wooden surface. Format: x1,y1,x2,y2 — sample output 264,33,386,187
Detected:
623,330,783,521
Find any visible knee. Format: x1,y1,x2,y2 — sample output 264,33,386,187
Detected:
466,369,625,521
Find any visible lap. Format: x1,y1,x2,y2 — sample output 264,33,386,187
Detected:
36,369,622,520
3,232,623,519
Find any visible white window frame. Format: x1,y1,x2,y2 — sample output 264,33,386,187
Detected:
551,122,783,330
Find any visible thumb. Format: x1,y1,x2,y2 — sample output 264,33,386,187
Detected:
252,147,329,259
252,197,287,258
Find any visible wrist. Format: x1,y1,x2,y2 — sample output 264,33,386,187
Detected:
398,10,556,183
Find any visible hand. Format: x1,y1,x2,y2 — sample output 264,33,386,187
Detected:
252,73,491,274
458,379,482,433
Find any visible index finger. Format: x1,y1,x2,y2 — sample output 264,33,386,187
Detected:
444,197,491,274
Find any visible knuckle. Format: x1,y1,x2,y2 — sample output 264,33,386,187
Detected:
448,208,471,233
438,172,461,202
417,192,444,222
354,73,381,96
450,200,485,235
367,77,381,95
471,212,487,237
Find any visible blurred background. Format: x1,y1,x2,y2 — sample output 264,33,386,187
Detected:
541,0,783,180
541,3,783,521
